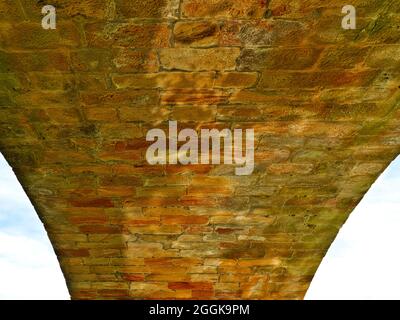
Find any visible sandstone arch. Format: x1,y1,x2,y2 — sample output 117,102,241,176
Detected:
0,0,399,299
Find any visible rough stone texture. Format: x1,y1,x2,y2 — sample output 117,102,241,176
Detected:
0,0,399,300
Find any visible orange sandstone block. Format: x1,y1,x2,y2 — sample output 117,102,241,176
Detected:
168,281,213,291
162,215,209,225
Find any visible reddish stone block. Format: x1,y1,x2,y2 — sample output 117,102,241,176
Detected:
69,198,114,208
121,274,145,281
79,225,122,234
58,249,90,257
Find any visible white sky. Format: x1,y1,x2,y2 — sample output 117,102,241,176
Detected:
0,154,69,299
0,153,399,299
306,156,400,299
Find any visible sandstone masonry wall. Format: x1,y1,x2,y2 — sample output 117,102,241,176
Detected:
0,0,399,299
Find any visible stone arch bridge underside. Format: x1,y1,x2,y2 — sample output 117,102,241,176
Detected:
0,0,400,299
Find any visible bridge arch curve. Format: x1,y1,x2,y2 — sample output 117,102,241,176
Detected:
0,0,399,299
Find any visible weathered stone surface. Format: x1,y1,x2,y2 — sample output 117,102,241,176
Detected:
115,0,180,19
86,23,171,48
181,0,268,18
71,50,113,72
0,1,25,21
238,48,322,71
366,46,400,70
20,0,114,20
112,49,159,73
259,70,379,89
112,72,215,89
0,51,70,72
214,72,258,88
159,48,240,71
318,46,371,69
0,0,399,301
160,89,229,105
240,20,306,46
0,22,80,49
174,21,220,47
